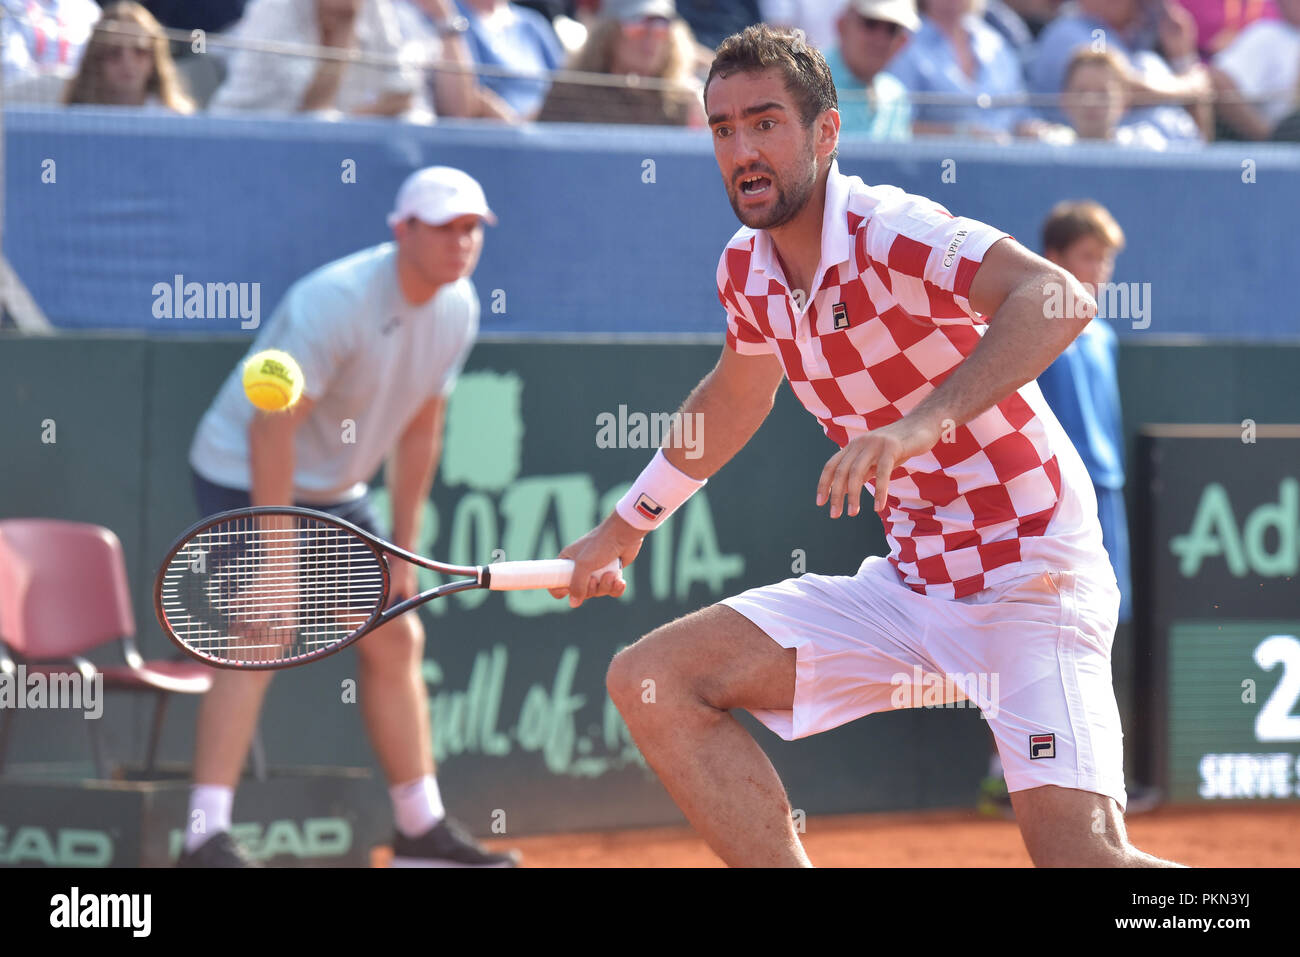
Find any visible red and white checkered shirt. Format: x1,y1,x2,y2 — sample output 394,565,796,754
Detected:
718,162,1105,599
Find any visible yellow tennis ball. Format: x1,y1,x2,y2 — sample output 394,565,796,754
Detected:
242,349,304,412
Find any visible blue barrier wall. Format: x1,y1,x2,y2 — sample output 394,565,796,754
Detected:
6,106,1299,340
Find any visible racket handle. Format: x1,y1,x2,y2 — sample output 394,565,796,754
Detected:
484,558,623,592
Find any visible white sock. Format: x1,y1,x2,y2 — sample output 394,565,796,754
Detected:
389,774,445,838
987,752,1004,778
186,784,234,852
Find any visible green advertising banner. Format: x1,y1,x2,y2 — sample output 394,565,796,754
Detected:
1138,426,1300,801
7,339,1300,838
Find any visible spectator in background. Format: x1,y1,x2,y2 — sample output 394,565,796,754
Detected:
536,0,705,124
1029,0,1210,141
1037,200,1132,628
452,0,564,119
395,0,509,119
887,0,1069,138
1210,0,1300,138
1178,0,1277,57
209,0,432,120
1062,47,1168,144
64,2,196,112
822,0,915,139
2,0,100,102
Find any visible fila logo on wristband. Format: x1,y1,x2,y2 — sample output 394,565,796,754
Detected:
634,494,665,521
615,449,707,531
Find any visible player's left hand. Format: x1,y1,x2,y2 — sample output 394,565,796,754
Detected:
816,418,941,518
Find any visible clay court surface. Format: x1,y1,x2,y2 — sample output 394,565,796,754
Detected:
375,803,1300,867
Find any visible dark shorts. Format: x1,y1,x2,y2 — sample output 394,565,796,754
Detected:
191,468,389,539
191,469,408,609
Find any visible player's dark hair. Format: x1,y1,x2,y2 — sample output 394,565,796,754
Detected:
705,24,838,134
1042,200,1126,255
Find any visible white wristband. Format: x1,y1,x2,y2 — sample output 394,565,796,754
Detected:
615,449,707,531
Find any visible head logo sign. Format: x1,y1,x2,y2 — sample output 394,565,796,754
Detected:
0,826,114,866
168,818,352,862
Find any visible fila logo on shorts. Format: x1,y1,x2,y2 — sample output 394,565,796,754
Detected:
716,161,1085,600
634,493,664,522
1030,733,1056,759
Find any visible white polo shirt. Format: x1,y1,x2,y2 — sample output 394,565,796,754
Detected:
190,242,477,503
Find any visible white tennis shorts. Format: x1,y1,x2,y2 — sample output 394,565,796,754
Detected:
720,555,1127,810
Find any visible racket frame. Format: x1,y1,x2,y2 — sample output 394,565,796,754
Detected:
155,505,490,671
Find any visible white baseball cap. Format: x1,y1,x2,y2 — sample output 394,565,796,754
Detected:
387,166,497,228
848,0,921,32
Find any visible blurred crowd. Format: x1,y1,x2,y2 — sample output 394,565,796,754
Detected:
3,0,1298,143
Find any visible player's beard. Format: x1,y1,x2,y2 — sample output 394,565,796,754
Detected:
727,150,819,231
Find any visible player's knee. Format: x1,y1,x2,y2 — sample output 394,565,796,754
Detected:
606,644,651,712
606,638,687,717
356,615,422,667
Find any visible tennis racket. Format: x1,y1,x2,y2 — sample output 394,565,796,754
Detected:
153,506,620,670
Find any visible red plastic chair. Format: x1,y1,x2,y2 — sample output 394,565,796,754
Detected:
0,518,215,777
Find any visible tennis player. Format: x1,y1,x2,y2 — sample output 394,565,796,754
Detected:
180,166,518,868
552,25,1182,867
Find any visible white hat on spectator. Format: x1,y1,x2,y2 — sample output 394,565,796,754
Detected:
603,0,677,21
847,0,922,33
388,167,497,228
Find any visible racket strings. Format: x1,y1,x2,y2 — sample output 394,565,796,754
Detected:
158,514,386,666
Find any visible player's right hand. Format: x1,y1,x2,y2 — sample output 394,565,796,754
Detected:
550,514,645,608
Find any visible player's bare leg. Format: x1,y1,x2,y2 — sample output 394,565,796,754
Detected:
607,604,808,867
355,612,435,785
193,669,275,788
1011,785,1185,867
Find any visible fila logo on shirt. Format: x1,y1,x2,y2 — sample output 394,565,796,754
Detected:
832,302,849,330
1029,733,1056,760
634,494,664,522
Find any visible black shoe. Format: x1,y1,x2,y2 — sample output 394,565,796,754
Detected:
177,831,262,868
390,818,520,868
